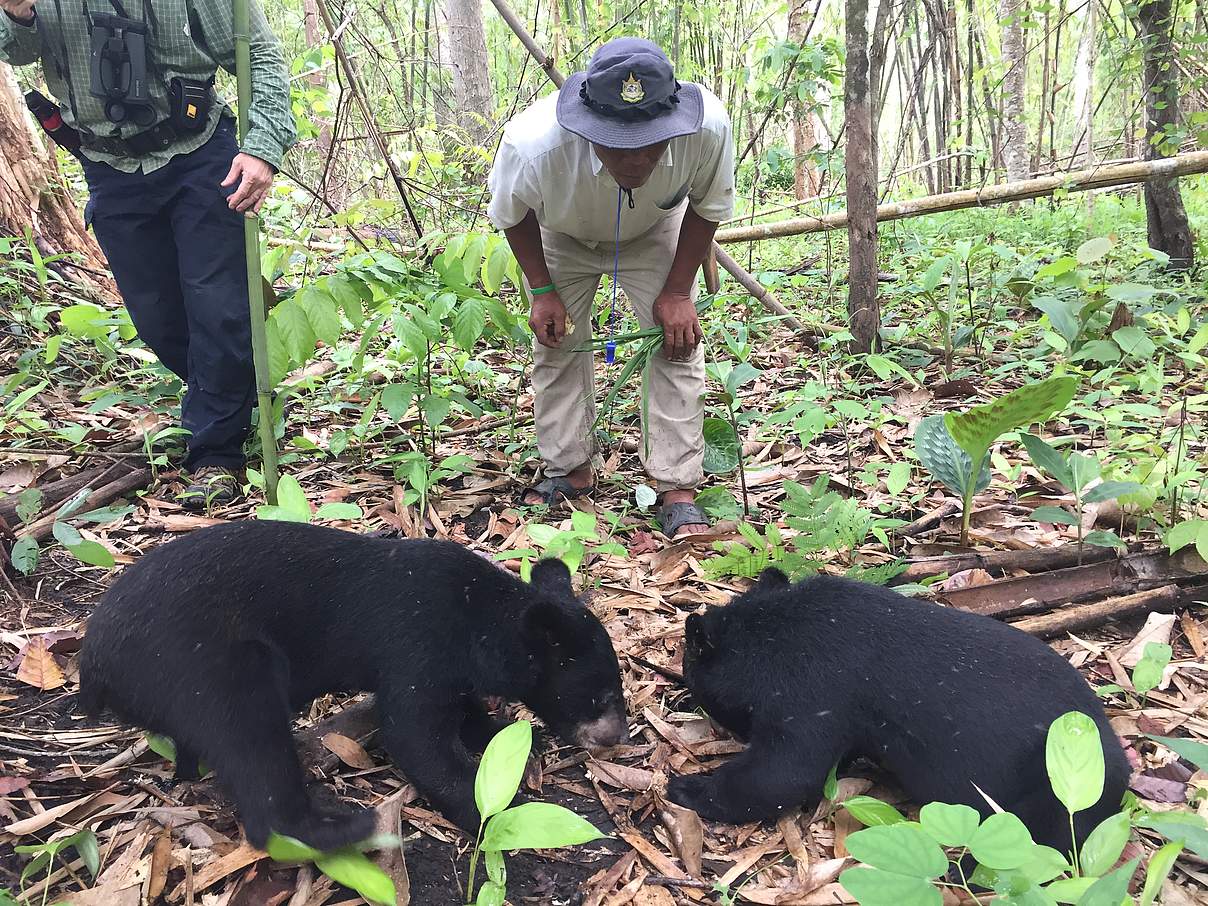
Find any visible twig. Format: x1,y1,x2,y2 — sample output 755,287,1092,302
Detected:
0,446,152,460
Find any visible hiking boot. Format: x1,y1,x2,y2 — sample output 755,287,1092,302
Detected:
179,466,240,512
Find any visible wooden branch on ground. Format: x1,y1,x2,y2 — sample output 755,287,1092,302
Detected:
17,469,152,542
710,246,804,331
0,459,142,527
715,151,1208,243
484,0,806,335
895,543,1122,583
1010,584,1187,639
893,501,960,538
297,697,380,773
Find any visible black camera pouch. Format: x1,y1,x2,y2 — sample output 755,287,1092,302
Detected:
168,77,214,132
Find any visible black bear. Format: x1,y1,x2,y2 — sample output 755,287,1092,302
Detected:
667,569,1129,855
80,521,627,850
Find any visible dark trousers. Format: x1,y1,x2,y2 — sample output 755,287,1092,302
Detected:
83,118,253,470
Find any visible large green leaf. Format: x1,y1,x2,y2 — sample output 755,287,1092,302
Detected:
915,414,989,497
1081,481,1144,504
314,850,397,905
258,475,312,523
475,720,532,822
1031,296,1080,344
968,813,1036,870
453,299,486,352
1146,734,1208,773
946,377,1077,471
1078,812,1130,877
1044,877,1097,904
1135,811,1208,859
1111,326,1155,359
274,300,317,363
11,536,39,575
1046,712,1106,815
297,286,342,347
1138,841,1182,906
483,241,512,296
265,317,292,386
1076,237,1112,264
480,802,606,851
919,802,980,848
843,796,907,828
1073,857,1138,906
1021,434,1074,490
64,538,116,569
702,417,740,475
328,275,366,328
844,824,949,878
840,867,942,906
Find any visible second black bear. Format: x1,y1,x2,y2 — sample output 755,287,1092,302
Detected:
81,521,627,850
667,570,1129,855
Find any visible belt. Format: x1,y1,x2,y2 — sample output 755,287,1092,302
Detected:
81,119,181,157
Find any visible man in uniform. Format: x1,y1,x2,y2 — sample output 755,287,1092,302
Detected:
488,37,734,538
1,0,295,509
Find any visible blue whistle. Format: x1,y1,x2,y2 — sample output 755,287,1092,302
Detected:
605,341,616,364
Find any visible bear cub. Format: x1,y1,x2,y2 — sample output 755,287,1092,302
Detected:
81,521,627,850
667,569,1129,854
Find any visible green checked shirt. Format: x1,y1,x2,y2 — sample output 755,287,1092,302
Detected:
0,0,295,173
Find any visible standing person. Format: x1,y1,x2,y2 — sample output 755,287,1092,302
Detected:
1,0,295,510
488,37,734,538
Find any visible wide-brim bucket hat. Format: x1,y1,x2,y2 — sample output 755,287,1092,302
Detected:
556,37,704,149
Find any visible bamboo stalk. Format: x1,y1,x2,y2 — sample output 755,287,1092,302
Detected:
484,0,803,333
716,151,1208,243
233,0,279,504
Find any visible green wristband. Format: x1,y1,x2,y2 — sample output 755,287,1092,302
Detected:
529,283,557,296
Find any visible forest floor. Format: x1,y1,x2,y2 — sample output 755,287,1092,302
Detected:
2,196,1208,905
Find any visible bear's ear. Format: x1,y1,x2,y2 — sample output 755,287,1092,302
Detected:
753,567,790,592
684,612,718,657
530,558,575,599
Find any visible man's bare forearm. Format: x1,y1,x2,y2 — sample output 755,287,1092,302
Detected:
663,206,718,295
503,210,554,290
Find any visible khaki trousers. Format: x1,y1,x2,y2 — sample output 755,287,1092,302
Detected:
533,209,705,492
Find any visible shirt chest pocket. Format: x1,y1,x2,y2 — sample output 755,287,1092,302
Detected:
149,6,198,58
654,183,690,211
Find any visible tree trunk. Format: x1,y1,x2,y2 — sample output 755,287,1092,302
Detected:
439,0,494,141
0,66,112,297
789,0,820,199
1133,0,1195,267
845,0,879,354
998,0,1029,182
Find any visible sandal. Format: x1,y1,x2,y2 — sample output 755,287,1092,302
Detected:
520,476,596,506
656,500,710,538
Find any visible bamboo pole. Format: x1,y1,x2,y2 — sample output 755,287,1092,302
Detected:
234,0,279,504
716,151,1208,244
485,0,803,332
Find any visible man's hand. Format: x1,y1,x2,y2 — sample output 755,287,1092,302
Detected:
529,291,568,348
653,290,702,361
1,0,37,24
221,153,274,214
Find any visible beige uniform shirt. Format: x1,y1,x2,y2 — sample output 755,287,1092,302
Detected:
487,87,735,245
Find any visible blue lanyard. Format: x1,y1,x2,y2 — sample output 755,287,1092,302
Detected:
605,185,623,365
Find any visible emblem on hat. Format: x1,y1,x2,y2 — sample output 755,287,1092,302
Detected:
620,72,645,104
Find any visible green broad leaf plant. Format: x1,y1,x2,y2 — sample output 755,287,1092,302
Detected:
466,720,607,905
838,712,1207,906
915,377,1078,545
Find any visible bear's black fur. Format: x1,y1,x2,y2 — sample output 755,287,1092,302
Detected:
667,570,1129,854
80,521,627,850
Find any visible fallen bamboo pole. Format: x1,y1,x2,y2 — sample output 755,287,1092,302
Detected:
716,151,1208,243
1011,584,1186,639
485,0,802,331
